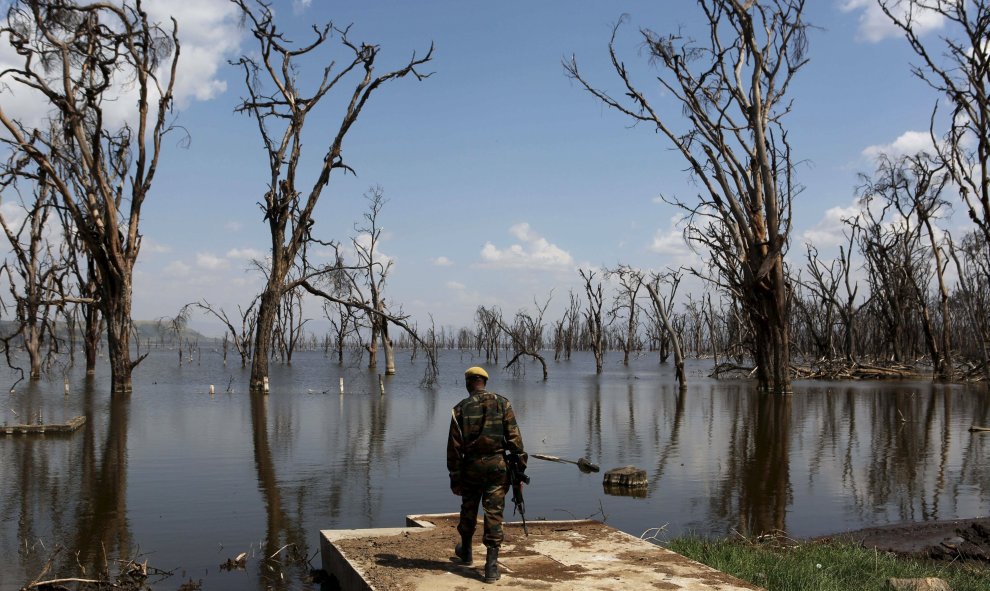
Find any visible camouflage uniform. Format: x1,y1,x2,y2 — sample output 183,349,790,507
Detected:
447,389,526,548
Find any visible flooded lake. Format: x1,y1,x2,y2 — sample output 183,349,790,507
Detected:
2,349,988,590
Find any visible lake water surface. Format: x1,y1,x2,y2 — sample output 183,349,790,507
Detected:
2,349,988,590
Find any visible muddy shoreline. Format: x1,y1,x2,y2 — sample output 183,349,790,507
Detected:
815,517,990,562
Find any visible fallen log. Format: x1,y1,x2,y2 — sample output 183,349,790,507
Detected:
531,453,600,473
969,426,990,433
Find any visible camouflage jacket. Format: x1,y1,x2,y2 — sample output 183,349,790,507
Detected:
447,389,526,474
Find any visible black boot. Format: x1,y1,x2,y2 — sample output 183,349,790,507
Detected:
454,535,472,565
484,546,500,583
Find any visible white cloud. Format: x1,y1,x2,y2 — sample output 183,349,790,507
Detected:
432,256,454,267
145,0,243,107
196,252,228,270
224,221,243,232
649,214,702,267
226,247,264,260
163,260,191,277
479,223,574,269
801,202,864,248
142,238,172,254
862,130,935,160
840,0,945,43
446,281,466,290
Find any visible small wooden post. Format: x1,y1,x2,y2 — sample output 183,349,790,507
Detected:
209,384,215,395
378,374,385,396
63,378,69,396
262,376,270,394
339,377,344,395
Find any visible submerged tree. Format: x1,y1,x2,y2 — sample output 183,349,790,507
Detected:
232,0,432,391
568,0,809,392
580,269,606,374
0,0,180,392
0,174,64,381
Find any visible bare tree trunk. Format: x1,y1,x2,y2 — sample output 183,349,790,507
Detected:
646,278,686,389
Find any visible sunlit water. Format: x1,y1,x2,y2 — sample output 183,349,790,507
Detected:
1,349,988,590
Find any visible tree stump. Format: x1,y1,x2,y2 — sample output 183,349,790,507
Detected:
603,466,648,492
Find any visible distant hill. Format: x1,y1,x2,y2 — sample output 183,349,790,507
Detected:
0,319,219,347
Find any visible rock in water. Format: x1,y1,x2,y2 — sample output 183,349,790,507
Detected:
603,466,648,488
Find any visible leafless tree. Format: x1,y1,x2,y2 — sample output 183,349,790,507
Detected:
567,0,809,392
232,0,432,391
55,202,102,373
606,265,643,366
183,298,258,367
475,305,502,363
500,296,551,380
645,270,687,389
0,0,180,392
347,186,394,373
860,152,953,379
948,230,990,378
879,0,990,250
272,284,307,365
323,300,360,363
580,268,607,374
0,175,64,381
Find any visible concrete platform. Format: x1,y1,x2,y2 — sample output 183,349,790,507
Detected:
320,513,763,590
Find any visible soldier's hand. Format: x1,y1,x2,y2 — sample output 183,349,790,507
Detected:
450,474,463,496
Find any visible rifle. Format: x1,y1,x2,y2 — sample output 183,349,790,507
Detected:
505,453,530,536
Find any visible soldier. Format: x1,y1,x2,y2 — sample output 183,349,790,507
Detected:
447,366,527,583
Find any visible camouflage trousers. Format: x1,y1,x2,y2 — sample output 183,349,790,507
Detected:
457,454,509,548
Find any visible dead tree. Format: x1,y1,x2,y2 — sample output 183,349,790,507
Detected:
0,175,64,380
475,305,502,363
58,206,102,374
879,0,990,251
232,0,432,391
272,283,307,365
348,186,395,374
948,231,990,378
183,299,258,367
567,0,808,392
0,0,180,392
858,152,953,379
324,300,360,363
500,297,551,380
645,270,687,389
606,265,643,366
580,269,607,374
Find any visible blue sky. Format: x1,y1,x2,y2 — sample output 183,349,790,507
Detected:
1,1,958,335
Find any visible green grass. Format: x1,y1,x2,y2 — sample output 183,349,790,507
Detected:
666,536,990,591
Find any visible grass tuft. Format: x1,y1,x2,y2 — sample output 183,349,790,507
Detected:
666,535,990,591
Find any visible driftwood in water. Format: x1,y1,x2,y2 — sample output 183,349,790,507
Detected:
969,426,990,433
1,415,85,436
531,453,600,473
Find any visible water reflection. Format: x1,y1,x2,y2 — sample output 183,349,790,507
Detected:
71,389,132,573
1,353,988,591
250,391,307,589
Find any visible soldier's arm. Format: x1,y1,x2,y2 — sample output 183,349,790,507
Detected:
503,401,527,471
447,409,463,474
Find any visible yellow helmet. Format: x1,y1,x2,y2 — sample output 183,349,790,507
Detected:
464,366,489,380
